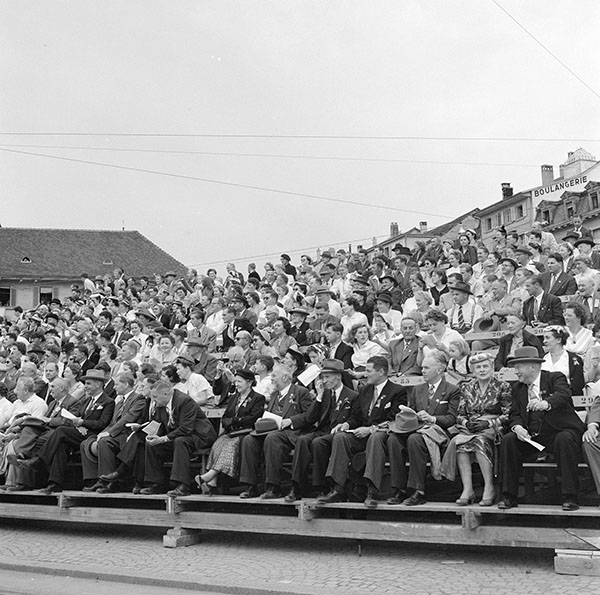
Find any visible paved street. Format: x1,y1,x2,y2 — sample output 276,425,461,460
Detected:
0,519,595,594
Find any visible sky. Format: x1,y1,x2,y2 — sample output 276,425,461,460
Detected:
2,1,600,276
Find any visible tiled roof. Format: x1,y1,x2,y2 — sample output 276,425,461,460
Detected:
0,228,187,280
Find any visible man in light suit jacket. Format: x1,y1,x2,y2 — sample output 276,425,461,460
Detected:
522,275,565,327
80,372,147,492
539,253,577,297
239,365,313,499
284,359,358,501
573,276,600,327
384,351,460,506
388,318,421,376
319,356,406,503
498,347,584,511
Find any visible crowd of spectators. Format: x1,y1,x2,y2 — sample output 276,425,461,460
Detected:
1,214,600,512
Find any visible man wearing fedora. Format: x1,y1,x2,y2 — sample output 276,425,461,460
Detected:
80,372,147,493
388,318,421,376
239,364,313,499
498,346,584,511
446,282,484,335
319,356,405,504
18,368,115,493
383,351,460,506
375,292,403,334
284,359,358,502
574,237,600,270
499,257,519,294
522,275,565,327
539,253,577,297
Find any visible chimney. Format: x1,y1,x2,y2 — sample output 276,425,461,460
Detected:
390,222,399,238
501,183,513,199
372,237,378,246
419,221,427,232
541,164,554,186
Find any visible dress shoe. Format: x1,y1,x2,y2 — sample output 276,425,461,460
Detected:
387,490,408,505
132,483,143,495
364,489,378,509
3,484,31,492
140,484,166,496
497,496,518,510
239,485,259,499
38,483,62,494
99,471,122,482
261,486,282,500
317,490,346,504
455,492,476,506
403,491,426,506
562,499,579,512
284,487,301,503
167,483,191,497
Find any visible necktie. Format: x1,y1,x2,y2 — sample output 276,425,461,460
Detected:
533,297,540,318
113,395,124,422
166,402,175,429
368,386,379,416
228,324,234,340
84,397,96,415
457,306,465,329
588,297,594,314
550,275,556,290
428,383,435,402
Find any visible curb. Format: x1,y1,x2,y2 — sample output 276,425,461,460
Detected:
0,560,323,595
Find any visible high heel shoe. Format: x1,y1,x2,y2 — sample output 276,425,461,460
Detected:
455,493,476,506
201,482,217,496
479,492,496,507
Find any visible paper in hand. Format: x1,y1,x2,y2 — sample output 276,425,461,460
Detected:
60,408,77,421
523,437,545,451
142,420,161,436
297,364,321,387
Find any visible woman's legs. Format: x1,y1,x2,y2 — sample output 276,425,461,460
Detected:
475,452,495,499
457,453,475,499
200,469,219,484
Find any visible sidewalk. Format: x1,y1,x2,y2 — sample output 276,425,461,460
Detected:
0,519,594,594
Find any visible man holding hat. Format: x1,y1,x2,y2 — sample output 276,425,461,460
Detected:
284,359,358,502
380,351,460,506
446,282,484,335
498,346,584,511
319,356,405,504
18,368,115,493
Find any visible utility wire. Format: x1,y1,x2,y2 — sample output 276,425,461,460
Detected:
490,0,600,100
187,234,392,268
0,147,453,219
0,143,540,167
0,133,597,141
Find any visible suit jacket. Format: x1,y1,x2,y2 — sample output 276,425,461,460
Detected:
408,379,461,429
348,380,406,429
495,330,544,370
539,271,577,297
303,385,358,433
388,336,421,375
193,352,218,384
330,342,354,370
111,330,133,347
289,321,311,346
573,292,600,326
267,384,313,431
48,392,115,434
189,325,217,353
587,395,600,426
522,292,565,326
508,370,585,435
221,389,265,432
104,391,147,437
570,225,593,239
164,389,217,446
221,318,254,350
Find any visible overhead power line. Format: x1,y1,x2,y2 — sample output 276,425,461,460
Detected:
0,143,540,168
490,0,600,101
0,133,598,141
0,147,453,219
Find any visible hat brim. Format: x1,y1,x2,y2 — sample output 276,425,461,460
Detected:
507,357,544,365
388,421,423,434
250,427,280,437
80,375,107,384
472,315,500,332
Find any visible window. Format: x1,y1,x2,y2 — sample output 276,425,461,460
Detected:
39,287,53,305
495,213,502,227
592,193,599,210
567,206,574,219
542,210,550,223
485,218,492,231
516,204,524,219
0,288,10,306
503,209,512,224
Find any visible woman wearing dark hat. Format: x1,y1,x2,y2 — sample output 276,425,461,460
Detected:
441,352,511,506
195,369,265,495
541,326,585,395
458,234,477,266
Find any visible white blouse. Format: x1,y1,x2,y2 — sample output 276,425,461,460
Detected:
542,350,570,384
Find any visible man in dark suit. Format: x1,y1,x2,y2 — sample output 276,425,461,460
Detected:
539,253,577,297
384,351,460,506
110,316,132,347
220,306,254,351
498,347,585,511
284,359,358,502
391,248,413,306
17,369,116,493
308,303,339,344
494,314,544,370
140,380,216,496
239,364,313,499
388,318,421,376
80,372,147,492
319,356,405,503
570,214,593,240
324,323,354,369
522,275,565,327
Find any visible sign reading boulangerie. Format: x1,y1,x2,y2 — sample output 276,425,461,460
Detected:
533,175,588,198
